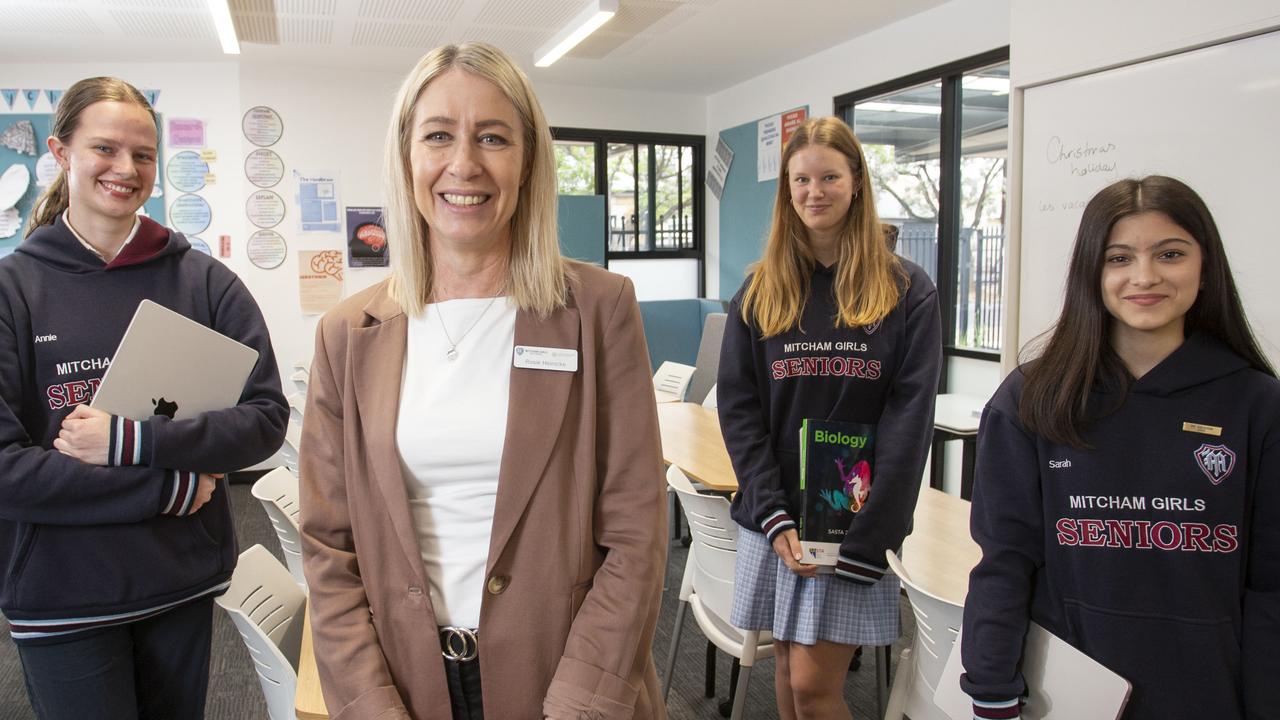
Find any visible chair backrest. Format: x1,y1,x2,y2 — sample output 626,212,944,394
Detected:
286,393,305,424
215,544,306,720
686,313,726,405
667,466,738,620
251,467,305,588
886,549,963,693
653,361,696,402
279,422,301,475
701,383,717,409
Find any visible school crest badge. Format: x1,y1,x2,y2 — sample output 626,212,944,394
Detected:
1194,443,1236,485
863,320,881,335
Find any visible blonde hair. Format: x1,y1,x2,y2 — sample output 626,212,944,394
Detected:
383,41,567,317
742,117,905,337
25,77,157,239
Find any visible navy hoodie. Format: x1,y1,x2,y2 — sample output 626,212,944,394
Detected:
717,260,941,584
961,333,1280,720
0,216,288,642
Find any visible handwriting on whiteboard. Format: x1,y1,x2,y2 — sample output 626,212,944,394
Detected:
1046,135,1118,177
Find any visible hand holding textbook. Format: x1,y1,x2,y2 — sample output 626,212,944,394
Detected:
798,418,876,566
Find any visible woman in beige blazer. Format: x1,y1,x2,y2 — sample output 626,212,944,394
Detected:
299,42,667,720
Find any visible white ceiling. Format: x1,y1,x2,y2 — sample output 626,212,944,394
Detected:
0,0,950,94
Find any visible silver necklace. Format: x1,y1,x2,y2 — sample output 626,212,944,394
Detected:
434,295,500,361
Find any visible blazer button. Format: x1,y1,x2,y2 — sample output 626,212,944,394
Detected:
408,585,423,597
486,575,509,595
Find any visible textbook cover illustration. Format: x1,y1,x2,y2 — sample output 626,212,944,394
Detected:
798,418,876,565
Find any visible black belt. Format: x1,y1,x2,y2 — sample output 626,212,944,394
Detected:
439,626,483,720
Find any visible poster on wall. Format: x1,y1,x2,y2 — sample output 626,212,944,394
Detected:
169,193,212,236
242,106,283,147
299,249,343,314
780,108,807,151
295,170,340,233
706,136,733,200
246,189,286,229
166,150,208,192
244,148,284,188
247,229,287,269
167,118,205,148
346,206,388,268
757,114,782,182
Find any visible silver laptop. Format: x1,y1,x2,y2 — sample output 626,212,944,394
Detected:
91,300,259,422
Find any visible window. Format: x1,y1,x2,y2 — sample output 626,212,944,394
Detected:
553,128,705,296
838,49,1010,357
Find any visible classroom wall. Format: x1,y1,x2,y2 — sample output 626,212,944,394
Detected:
0,61,706,382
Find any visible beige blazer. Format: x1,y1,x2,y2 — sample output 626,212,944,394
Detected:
299,263,667,720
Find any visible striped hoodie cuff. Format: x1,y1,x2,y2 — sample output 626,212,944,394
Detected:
107,416,150,467
161,471,199,516
834,552,887,585
973,698,1021,719
761,509,795,543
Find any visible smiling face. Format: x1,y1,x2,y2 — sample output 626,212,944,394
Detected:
409,68,525,255
47,100,157,230
1101,210,1203,343
787,144,858,245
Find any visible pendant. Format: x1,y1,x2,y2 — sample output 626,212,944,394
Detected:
446,347,458,361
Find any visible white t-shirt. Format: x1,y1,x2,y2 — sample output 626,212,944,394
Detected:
395,297,515,628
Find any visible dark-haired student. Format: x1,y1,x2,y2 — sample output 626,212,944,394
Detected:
718,116,941,720
961,175,1280,720
0,76,287,719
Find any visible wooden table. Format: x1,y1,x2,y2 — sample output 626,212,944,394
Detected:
901,487,982,604
656,402,736,492
296,607,327,720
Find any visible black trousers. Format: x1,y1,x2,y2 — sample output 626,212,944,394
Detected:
16,597,214,720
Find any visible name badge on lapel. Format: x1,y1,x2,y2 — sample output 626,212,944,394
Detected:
513,345,578,372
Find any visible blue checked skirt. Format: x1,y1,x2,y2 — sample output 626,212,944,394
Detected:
730,526,901,647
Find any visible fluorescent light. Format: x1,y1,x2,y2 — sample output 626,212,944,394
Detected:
858,101,943,115
206,0,240,55
962,75,1010,95
534,0,618,68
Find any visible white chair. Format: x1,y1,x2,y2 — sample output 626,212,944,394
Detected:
278,421,301,475
251,467,306,589
653,361,696,403
662,465,773,720
701,383,717,409
285,392,306,425
215,544,306,720
290,370,308,396
883,549,963,720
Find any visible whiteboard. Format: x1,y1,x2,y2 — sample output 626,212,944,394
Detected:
1018,30,1280,367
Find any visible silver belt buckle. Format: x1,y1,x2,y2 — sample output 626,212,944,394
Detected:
440,626,478,662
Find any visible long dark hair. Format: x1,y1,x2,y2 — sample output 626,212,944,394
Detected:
24,77,157,239
1019,175,1275,447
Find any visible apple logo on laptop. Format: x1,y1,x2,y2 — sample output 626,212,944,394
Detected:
152,397,178,419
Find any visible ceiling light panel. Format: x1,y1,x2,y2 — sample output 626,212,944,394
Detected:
358,0,463,22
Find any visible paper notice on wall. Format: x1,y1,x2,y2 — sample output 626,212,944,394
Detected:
757,114,782,182
706,136,733,200
299,250,344,314
780,108,807,152
295,170,341,233
0,208,20,239
167,118,205,148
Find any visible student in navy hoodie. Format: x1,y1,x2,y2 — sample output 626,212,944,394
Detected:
0,77,287,718
718,117,941,719
961,176,1280,720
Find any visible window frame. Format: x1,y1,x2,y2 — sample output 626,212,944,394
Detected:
835,46,1010,375
552,127,707,295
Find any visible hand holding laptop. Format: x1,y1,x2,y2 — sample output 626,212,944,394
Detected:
53,404,112,465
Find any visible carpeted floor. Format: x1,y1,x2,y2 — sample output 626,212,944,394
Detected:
0,482,914,719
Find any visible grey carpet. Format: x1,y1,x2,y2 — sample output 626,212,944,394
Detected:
0,483,915,719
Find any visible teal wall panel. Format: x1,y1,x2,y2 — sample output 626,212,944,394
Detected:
557,194,605,265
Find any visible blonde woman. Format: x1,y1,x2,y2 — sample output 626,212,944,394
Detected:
299,43,667,720
717,117,941,719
